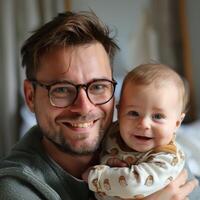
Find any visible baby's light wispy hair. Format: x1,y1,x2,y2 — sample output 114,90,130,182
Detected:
120,63,189,113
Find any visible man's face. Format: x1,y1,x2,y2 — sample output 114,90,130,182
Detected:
24,42,114,155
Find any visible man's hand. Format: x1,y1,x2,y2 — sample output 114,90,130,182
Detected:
140,170,198,200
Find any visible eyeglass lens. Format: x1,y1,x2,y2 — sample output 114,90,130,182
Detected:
49,80,115,107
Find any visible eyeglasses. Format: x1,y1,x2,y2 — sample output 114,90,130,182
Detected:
30,79,117,108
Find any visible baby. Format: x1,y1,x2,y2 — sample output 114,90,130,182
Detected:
87,63,188,199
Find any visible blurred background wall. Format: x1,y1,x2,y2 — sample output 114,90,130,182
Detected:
0,0,200,174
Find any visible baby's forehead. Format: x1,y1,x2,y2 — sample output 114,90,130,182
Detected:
151,78,179,89
126,79,184,108
126,77,178,89
124,79,182,99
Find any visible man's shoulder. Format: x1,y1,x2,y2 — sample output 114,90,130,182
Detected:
0,174,61,200
0,161,44,189
0,126,44,171
0,126,54,199
0,163,60,200
0,176,42,200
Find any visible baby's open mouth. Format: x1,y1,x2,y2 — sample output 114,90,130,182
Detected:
135,135,152,140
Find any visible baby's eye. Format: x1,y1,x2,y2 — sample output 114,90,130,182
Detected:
152,113,165,120
127,111,139,117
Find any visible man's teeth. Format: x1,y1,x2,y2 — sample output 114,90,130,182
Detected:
70,122,93,128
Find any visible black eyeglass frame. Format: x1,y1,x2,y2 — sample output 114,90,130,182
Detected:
29,79,117,108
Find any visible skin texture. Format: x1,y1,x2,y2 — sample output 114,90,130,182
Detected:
118,81,185,152
24,42,114,177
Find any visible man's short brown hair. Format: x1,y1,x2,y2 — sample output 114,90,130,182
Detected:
21,11,119,80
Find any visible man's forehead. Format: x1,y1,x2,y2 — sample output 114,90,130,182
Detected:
39,42,109,64
36,43,112,82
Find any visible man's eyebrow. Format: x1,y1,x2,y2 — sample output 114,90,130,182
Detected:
42,77,113,85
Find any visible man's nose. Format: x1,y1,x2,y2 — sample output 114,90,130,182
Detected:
69,88,94,114
137,117,150,130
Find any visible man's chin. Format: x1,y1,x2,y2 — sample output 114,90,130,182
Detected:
46,136,99,156
58,144,98,156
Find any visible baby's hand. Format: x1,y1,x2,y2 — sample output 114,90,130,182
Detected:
82,167,92,182
107,158,128,167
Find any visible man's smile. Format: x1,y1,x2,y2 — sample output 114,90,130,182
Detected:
69,121,94,128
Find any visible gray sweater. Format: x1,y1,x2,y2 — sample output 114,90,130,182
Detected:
0,126,92,200
0,126,199,199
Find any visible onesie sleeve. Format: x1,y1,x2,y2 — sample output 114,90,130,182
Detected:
88,144,185,199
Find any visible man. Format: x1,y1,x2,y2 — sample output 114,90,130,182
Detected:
0,11,198,200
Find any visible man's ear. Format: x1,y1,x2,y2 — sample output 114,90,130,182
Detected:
175,113,185,130
24,79,35,113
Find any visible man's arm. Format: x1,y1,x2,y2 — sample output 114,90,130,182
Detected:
185,163,200,200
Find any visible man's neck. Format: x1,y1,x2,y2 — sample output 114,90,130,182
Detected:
42,137,98,179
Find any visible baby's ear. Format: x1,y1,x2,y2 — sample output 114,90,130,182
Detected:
180,113,185,122
176,113,185,129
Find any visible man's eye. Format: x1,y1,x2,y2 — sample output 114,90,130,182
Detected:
90,84,107,93
127,111,139,117
51,87,74,97
55,87,68,92
153,113,165,120
54,87,70,93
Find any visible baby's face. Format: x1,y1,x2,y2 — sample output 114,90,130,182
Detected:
118,81,184,152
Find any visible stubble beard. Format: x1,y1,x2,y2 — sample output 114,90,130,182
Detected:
40,125,105,156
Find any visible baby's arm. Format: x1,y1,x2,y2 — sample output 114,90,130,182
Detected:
88,149,185,199
142,169,198,200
